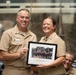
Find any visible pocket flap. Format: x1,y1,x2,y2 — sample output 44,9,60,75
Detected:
11,37,23,45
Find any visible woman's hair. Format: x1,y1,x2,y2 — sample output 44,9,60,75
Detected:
44,16,56,26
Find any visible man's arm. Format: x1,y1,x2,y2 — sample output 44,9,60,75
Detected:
0,51,20,60
0,47,28,60
0,52,3,60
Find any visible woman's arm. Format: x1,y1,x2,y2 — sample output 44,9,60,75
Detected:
37,56,65,69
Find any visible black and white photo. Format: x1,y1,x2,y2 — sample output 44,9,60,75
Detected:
27,42,57,65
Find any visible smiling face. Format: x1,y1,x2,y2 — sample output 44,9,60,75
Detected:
63,53,74,71
16,9,30,31
42,18,56,37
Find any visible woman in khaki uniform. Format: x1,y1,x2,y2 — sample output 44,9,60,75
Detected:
37,16,66,75
0,9,37,75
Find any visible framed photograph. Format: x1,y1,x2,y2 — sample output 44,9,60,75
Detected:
27,42,57,65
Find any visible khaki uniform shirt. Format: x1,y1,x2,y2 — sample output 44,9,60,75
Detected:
66,67,76,75
0,25,37,68
39,32,66,75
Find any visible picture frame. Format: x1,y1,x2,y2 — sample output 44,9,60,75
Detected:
27,42,57,65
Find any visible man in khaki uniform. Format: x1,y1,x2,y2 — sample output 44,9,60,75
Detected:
63,52,76,75
0,9,37,75
37,16,66,75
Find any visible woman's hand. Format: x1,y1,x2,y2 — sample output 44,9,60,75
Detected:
37,64,50,69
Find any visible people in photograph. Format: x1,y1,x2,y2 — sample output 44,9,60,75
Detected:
63,52,76,75
0,8,37,75
37,16,66,75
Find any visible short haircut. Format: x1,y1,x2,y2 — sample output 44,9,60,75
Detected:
44,16,56,26
17,8,30,19
18,8,30,13
17,8,30,16
66,52,74,62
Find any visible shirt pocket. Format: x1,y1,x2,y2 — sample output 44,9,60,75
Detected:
9,38,24,53
11,37,23,46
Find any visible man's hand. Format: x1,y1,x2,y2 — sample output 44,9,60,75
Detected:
17,47,28,58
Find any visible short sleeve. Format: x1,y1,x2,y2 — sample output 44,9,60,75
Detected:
0,31,11,51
